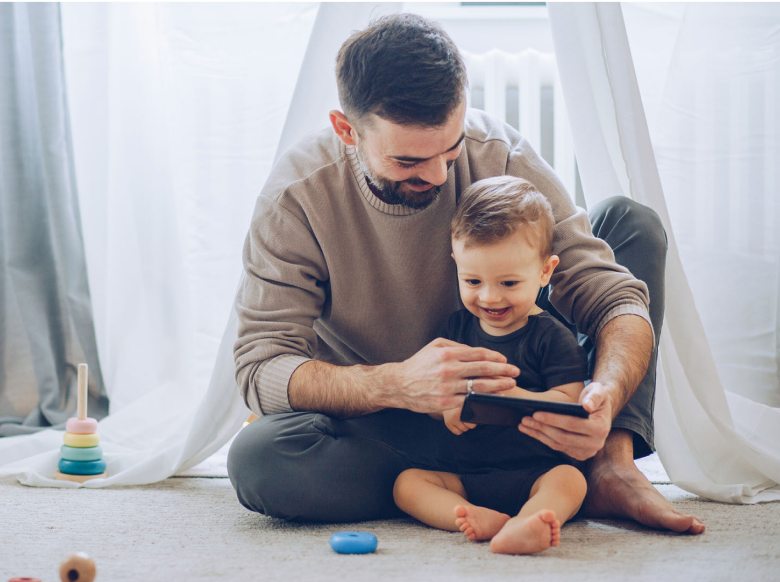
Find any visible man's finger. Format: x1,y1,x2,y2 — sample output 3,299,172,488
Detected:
518,424,594,460
580,389,606,413
444,346,510,364
464,378,518,394
521,417,587,448
432,337,468,348
521,416,605,454
531,411,598,436
462,361,520,380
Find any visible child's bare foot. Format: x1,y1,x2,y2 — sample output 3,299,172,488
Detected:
490,510,561,555
454,505,511,542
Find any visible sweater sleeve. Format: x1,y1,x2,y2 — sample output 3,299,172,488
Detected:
505,139,652,340
233,194,328,416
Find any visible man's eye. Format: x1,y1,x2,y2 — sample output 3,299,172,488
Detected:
397,161,419,169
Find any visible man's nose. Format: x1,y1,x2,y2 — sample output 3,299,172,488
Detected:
418,156,449,186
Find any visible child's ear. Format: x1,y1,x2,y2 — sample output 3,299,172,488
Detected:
540,254,559,286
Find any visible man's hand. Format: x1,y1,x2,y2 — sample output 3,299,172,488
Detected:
517,381,614,461
442,407,476,435
386,337,520,413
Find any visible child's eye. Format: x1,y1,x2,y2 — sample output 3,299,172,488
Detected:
502,281,519,288
466,279,481,286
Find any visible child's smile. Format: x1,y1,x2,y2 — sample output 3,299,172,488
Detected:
452,229,558,336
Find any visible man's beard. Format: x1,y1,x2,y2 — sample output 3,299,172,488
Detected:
356,147,445,210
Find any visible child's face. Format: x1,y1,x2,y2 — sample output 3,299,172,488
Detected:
452,230,558,336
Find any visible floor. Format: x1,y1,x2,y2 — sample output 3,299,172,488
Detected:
2,451,778,582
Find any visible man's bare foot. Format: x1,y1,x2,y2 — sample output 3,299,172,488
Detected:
583,452,705,535
490,510,561,555
454,505,511,541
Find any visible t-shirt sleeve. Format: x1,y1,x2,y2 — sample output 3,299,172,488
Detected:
535,321,589,390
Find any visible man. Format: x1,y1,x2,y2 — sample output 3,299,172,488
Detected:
228,13,704,534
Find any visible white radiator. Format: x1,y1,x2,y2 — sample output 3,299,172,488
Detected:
462,48,579,203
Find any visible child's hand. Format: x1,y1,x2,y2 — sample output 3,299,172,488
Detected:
443,407,476,435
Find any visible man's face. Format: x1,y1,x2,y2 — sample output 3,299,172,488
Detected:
353,100,466,210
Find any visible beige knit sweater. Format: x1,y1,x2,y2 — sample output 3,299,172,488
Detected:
234,109,650,416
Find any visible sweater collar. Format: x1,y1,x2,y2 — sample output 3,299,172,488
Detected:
345,145,429,216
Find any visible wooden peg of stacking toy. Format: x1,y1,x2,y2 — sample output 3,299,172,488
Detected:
54,364,107,482
59,553,96,582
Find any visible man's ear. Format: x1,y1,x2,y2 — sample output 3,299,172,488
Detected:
330,110,358,146
540,254,560,286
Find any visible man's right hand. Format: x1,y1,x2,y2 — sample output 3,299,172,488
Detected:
384,337,520,413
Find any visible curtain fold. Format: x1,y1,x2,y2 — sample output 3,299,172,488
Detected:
0,3,318,486
0,1,402,488
5,1,776,497
0,2,108,437
548,2,780,503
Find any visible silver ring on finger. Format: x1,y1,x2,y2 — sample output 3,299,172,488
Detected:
466,378,473,394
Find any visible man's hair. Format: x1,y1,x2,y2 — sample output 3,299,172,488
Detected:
451,176,554,257
336,13,468,128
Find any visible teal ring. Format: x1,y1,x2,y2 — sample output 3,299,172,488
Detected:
58,459,106,475
60,445,103,462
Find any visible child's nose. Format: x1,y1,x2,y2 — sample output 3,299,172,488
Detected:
479,287,501,303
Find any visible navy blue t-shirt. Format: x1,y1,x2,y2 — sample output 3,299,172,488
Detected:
440,309,588,391
438,309,589,474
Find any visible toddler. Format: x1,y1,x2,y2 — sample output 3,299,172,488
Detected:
393,176,589,555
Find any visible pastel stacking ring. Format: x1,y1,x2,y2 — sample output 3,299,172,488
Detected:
63,432,100,448
330,532,378,554
60,444,103,462
58,459,107,476
66,417,98,434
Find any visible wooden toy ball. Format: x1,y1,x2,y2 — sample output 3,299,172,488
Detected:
59,553,96,582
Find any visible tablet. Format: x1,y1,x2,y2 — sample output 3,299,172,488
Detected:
460,392,589,427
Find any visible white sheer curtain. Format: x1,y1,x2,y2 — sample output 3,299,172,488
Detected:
5,2,777,498
0,3,318,486
548,2,780,503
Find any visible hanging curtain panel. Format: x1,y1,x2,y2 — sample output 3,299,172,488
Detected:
548,2,780,503
0,2,320,486
0,2,108,437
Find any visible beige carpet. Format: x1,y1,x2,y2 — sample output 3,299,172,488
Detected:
2,450,779,582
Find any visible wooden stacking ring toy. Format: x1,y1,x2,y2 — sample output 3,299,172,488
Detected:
59,552,96,582
58,459,107,476
66,417,98,434
60,445,103,462
54,364,107,483
63,433,100,448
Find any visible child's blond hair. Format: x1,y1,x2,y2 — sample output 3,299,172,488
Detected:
451,176,554,257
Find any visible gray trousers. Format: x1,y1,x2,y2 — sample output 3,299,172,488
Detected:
227,197,667,522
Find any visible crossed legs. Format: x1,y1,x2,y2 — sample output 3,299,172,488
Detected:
393,465,587,554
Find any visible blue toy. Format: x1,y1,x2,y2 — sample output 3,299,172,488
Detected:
329,532,378,554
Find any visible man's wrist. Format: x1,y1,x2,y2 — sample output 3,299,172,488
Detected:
362,361,397,410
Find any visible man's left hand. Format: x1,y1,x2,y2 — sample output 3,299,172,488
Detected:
517,381,614,461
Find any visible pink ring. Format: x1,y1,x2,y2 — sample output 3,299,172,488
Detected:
66,417,98,434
